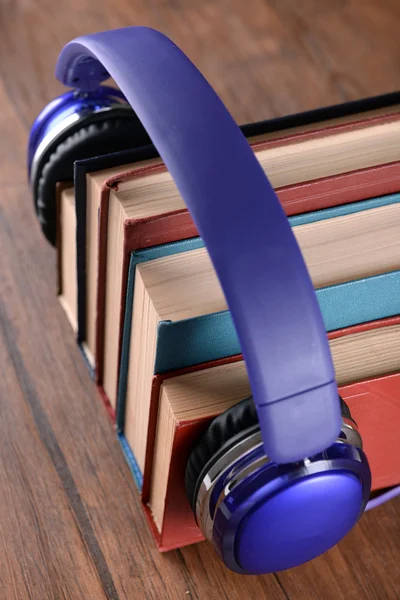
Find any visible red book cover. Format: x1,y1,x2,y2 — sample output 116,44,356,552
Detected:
94,111,400,413
140,317,400,551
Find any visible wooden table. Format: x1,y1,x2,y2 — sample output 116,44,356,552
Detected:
0,1,399,598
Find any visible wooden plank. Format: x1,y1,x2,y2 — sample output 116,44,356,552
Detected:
0,250,108,599
0,78,27,186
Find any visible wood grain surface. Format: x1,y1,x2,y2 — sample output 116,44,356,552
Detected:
0,1,399,598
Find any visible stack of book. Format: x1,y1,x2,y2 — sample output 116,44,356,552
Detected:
56,92,400,551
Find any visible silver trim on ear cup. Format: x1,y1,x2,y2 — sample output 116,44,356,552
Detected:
196,430,263,541
29,103,134,190
195,419,363,542
342,418,362,448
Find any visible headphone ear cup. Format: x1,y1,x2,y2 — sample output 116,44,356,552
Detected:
34,115,151,245
186,395,354,514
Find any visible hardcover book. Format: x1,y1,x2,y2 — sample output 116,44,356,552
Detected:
140,366,400,551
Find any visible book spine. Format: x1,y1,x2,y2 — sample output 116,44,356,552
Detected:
118,433,143,489
116,253,138,431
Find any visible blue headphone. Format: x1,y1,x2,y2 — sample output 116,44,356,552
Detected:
28,27,371,575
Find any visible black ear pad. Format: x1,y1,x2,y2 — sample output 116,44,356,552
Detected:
33,112,151,245
185,395,353,513
340,395,352,420
185,397,258,512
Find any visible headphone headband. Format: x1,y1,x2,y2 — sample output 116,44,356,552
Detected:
56,26,341,462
